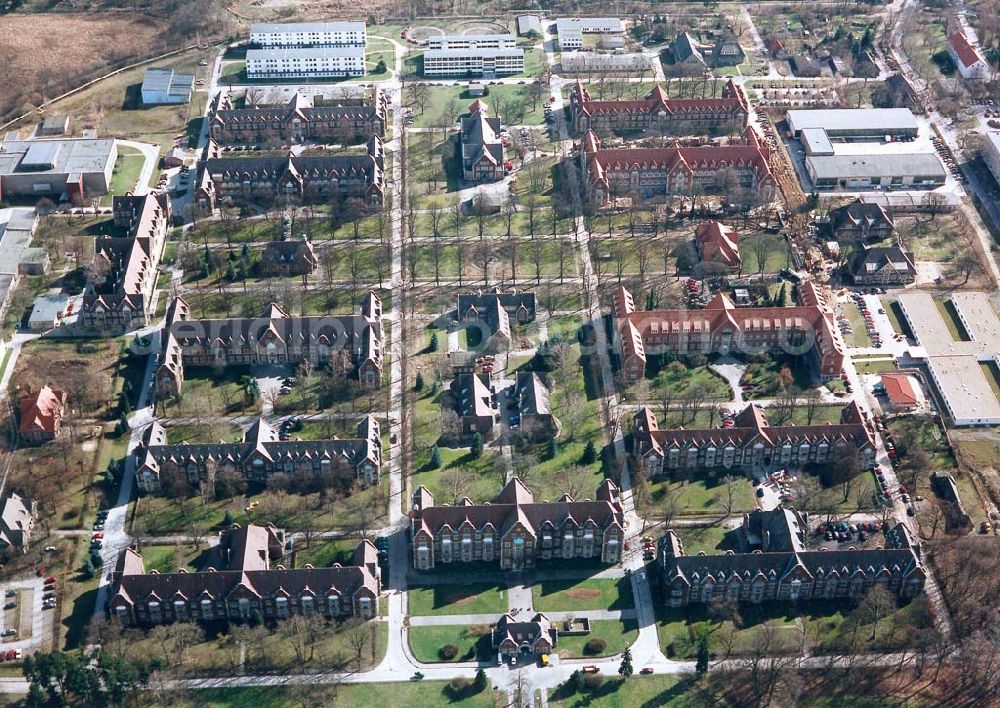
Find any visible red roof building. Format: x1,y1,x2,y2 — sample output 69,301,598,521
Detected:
612,282,844,382
579,126,777,205
880,373,919,409
947,31,990,79
569,80,749,137
694,220,741,270
18,385,66,444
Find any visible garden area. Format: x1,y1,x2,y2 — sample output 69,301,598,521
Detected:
532,578,633,613
408,582,508,617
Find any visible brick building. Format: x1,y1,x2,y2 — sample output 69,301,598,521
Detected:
612,282,845,382
632,402,876,477
210,89,387,145
409,478,625,571
18,385,66,444
460,100,505,182
659,508,925,607
110,525,380,626
200,135,385,211
135,416,381,494
80,192,170,333
155,293,383,398
259,237,318,277
568,80,749,137
578,126,776,204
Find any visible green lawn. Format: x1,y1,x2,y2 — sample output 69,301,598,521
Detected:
293,538,360,568
549,675,696,708
175,682,496,707
644,361,731,401
556,619,638,659
640,471,755,518
406,83,548,129
408,583,508,616
408,624,493,663
674,524,738,556
533,578,633,613
136,543,210,573
105,147,146,202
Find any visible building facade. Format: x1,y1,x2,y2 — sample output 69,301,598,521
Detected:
156,293,384,398
947,30,990,79
80,192,170,333
694,220,741,271
827,200,895,241
0,138,117,205
423,48,525,77
556,18,625,51
201,136,384,210
18,385,66,444
450,373,495,436
211,89,387,145
658,509,925,607
246,47,366,79
457,287,535,350
410,478,625,571
849,245,916,286
569,80,748,137
110,525,381,626
135,416,381,494
460,101,505,182
493,613,557,658
0,493,36,555
579,127,776,204
250,21,367,48
141,67,194,105
983,132,1000,186
612,282,844,382
259,237,318,277
632,402,876,477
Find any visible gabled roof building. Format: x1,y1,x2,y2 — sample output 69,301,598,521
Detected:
211,89,387,144
493,612,557,658
155,292,383,398
0,493,36,554
947,30,990,79
579,126,776,204
659,508,925,607
849,245,916,286
612,282,844,383
827,200,895,241
568,80,749,137
632,401,876,476
694,220,741,271
18,385,66,444
460,101,505,182
80,192,170,333
110,525,380,626
135,416,382,494
456,287,535,350
410,478,625,571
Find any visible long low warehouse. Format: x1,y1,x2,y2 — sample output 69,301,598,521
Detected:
806,153,946,191
787,108,920,139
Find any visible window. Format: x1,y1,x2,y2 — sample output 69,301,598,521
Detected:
440,537,453,563
148,601,162,622
482,536,494,561
461,537,473,562
359,596,372,617
328,595,341,615
201,599,213,619
174,600,187,619
276,596,289,618
789,579,802,600
114,606,129,622
417,545,431,569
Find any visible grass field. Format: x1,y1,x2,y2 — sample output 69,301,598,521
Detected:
408,624,493,663
166,681,495,707
556,619,638,659
408,583,508,617
533,578,633,613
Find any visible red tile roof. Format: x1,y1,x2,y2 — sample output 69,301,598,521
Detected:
880,373,919,407
19,385,65,436
695,220,741,266
948,31,986,70
572,79,748,120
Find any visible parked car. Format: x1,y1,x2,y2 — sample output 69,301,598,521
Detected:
582,665,599,674
44,576,56,585
1,629,16,637
640,667,654,675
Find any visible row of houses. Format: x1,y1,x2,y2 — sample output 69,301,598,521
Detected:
156,293,384,398
612,282,845,383
195,135,386,212
632,402,876,476
409,478,625,571
110,524,381,626
79,192,170,334
210,88,388,145
659,508,925,607
135,416,382,494
578,126,777,205
568,80,749,137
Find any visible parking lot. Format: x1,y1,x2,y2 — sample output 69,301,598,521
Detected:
0,576,56,657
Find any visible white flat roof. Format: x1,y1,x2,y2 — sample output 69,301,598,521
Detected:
806,153,946,180
251,21,366,34
787,108,919,134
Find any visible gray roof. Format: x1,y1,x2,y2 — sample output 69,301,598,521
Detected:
787,108,919,135
251,21,366,34
671,33,705,64
807,153,946,180
247,46,366,60
30,293,68,323
516,371,551,417
0,138,116,178
142,68,195,99
451,373,493,419
850,245,916,277
517,15,542,34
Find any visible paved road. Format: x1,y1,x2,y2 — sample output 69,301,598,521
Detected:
118,139,161,196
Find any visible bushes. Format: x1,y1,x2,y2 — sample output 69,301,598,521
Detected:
439,644,459,660
583,638,607,655
583,673,604,691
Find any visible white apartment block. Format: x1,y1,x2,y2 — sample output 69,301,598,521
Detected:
423,48,525,77
250,21,367,48
427,34,517,51
983,132,1000,185
556,17,625,50
246,48,366,79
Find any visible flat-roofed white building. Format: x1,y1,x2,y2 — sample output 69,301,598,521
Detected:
423,47,524,77
561,51,650,73
982,132,1000,185
0,138,118,205
786,108,920,139
246,47,366,79
556,17,625,51
806,153,947,191
250,21,366,48
427,34,517,51
897,291,1000,426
